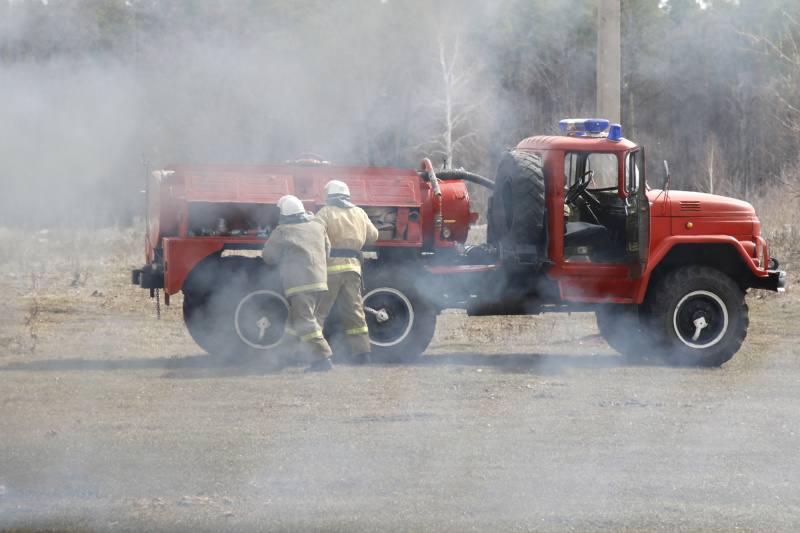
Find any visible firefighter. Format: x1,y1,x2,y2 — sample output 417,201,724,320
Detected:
261,195,334,372
313,180,379,364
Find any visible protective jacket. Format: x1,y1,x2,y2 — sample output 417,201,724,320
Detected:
313,205,379,274
262,219,330,295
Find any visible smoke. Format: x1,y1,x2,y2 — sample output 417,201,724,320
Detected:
3,0,798,229
0,0,602,229
0,58,143,227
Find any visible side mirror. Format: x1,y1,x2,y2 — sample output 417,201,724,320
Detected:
663,160,671,190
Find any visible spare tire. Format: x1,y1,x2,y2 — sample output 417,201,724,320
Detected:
489,150,546,252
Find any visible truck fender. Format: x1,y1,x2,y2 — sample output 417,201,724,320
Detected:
635,236,761,302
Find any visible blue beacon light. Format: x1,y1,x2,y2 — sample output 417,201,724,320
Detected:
607,123,622,141
558,118,610,134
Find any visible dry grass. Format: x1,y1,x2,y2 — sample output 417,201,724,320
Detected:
0,222,190,361
1,205,795,361
750,193,800,262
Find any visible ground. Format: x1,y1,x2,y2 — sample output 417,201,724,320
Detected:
0,226,799,532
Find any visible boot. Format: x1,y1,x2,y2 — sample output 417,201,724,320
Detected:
352,352,372,365
304,357,333,373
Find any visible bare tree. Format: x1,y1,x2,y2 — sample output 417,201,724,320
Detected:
701,136,734,197
415,29,485,170
742,11,800,165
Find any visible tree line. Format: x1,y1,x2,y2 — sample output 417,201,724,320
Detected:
1,0,799,226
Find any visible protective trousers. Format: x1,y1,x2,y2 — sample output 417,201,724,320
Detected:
282,291,332,362
316,271,371,356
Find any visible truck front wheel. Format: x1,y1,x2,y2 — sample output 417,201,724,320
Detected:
362,268,437,363
648,266,748,367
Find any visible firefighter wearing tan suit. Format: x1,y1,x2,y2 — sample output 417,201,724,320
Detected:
262,195,334,372
314,180,379,364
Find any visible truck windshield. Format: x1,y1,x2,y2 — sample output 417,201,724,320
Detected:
565,152,619,191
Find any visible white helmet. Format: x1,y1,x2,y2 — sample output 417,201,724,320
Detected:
279,196,305,216
277,195,292,209
325,180,350,197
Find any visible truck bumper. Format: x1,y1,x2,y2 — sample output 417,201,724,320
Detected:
751,269,786,292
131,263,164,290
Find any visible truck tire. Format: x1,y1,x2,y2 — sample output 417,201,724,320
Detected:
182,257,288,366
489,150,546,250
595,305,654,362
647,266,748,367
362,267,436,363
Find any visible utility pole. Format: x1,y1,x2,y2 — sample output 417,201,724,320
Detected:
597,0,621,123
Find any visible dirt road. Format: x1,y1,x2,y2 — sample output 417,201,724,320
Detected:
1,228,799,532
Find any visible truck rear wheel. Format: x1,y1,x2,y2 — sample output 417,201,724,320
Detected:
362,267,436,363
182,257,288,366
648,266,748,367
489,150,546,251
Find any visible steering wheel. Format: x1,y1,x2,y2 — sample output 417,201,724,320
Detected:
564,170,594,205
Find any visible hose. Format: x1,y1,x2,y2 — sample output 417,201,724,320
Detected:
420,158,441,196
417,168,495,190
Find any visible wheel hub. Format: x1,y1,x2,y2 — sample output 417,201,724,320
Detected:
256,316,271,341
235,290,289,349
363,287,413,347
673,290,728,348
691,315,708,341
364,306,391,324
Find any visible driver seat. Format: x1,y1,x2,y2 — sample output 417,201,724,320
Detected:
564,221,608,247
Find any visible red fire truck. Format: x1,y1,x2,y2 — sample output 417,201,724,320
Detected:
132,119,785,366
